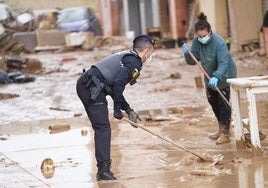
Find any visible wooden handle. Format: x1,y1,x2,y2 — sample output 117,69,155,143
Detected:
122,118,209,161
188,51,231,108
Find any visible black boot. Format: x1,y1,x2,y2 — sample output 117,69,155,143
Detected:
96,161,116,181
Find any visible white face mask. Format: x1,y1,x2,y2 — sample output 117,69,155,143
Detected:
198,34,210,44
144,53,152,64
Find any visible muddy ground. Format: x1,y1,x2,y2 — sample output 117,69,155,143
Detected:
1,37,268,187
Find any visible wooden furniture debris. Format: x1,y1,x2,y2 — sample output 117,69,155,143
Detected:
227,76,268,155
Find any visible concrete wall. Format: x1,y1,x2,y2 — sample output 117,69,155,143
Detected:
2,0,102,19
228,0,262,51
199,0,228,39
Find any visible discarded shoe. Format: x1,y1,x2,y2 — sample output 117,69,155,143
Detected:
216,133,230,145
96,161,117,181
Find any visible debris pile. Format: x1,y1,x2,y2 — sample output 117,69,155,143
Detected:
0,32,28,54
0,55,42,85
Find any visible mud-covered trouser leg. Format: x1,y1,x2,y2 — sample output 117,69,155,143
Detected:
76,79,111,164
206,86,231,135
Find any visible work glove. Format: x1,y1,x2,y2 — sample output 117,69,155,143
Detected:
182,43,189,54
113,106,123,120
209,77,219,87
126,109,141,128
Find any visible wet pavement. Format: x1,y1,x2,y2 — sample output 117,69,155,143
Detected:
1,104,268,188
1,46,268,187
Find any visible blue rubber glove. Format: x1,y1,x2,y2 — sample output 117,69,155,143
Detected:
182,43,189,54
209,77,219,87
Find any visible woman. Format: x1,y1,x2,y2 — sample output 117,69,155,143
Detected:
182,12,237,144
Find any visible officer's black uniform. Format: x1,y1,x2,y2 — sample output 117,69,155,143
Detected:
76,50,142,180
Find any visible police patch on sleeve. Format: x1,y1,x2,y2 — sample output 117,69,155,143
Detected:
129,68,140,85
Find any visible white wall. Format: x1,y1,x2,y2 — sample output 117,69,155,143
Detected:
199,0,228,39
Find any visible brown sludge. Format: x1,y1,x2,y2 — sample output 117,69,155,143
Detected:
0,35,268,187
123,117,216,163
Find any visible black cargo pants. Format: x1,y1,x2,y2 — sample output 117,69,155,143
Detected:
206,86,231,134
76,72,111,164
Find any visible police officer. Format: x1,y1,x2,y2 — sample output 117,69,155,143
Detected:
76,35,155,181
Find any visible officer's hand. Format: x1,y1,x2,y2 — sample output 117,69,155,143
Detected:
182,43,189,54
113,106,123,120
209,77,219,87
126,109,141,128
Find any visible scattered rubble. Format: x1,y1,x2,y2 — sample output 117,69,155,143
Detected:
81,129,88,136
0,70,35,84
0,134,10,141
40,158,55,179
48,123,71,134
0,93,19,99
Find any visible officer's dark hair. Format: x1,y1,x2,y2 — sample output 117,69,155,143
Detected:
195,12,211,32
133,35,155,52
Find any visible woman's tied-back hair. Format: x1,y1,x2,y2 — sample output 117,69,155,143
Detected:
195,12,211,32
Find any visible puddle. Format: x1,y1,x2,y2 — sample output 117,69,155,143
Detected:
0,105,268,187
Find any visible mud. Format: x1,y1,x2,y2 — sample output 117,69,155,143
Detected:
0,104,268,187
1,42,268,187
0,92,19,99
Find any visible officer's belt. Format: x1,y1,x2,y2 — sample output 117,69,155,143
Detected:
83,72,111,96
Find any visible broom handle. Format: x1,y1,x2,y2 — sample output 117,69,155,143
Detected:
123,118,207,160
188,51,231,108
